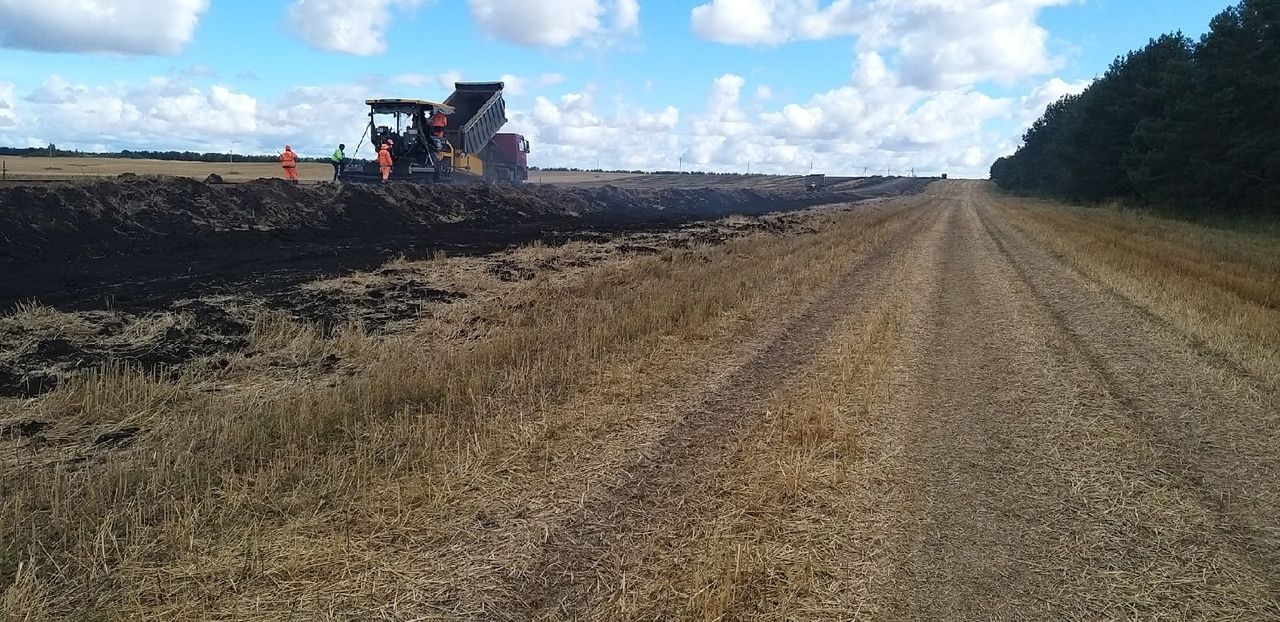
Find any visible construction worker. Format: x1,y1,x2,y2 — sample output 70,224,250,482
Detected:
280,145,299,183
330,143,345,181
377,142,393,183
430,109,448,134
429,108,448,149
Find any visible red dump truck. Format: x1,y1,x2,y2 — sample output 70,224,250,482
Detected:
482,133,531,183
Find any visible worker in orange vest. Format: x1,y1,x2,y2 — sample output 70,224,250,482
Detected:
377,142,393,183
280,145,299,183
429,108,448,150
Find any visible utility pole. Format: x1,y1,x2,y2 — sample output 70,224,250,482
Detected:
747,161,751,175
678,155,683,173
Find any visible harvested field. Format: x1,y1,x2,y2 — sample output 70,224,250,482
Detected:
0,155,834,188
2,180,1278,620
0,156,338,183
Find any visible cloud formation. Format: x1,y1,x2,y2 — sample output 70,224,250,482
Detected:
691,0,1070,89
0,82,17,130
0,0,1082,180
286,0,424,56
15,76,258,148
0,0,209,55
468,0,639,47
0,65,1053,177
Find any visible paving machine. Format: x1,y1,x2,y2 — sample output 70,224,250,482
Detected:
339,81,531,183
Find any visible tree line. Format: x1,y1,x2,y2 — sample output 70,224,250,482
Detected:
991,0,1278,219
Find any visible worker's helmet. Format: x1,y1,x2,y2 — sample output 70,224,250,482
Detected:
339,143,345,149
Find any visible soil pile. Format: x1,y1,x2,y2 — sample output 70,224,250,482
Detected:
0,177,929,262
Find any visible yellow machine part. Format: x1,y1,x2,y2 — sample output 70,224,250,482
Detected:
441,145,485,178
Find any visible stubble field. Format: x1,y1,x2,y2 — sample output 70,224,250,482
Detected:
1,177,1277,620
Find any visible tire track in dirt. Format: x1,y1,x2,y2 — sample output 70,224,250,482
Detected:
497,199,941,620
993,205,1277,393
975,193,1280,596
866,182,1276,618
872,186,1092,619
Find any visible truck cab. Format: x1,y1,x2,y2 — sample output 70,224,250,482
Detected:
483,133,531,182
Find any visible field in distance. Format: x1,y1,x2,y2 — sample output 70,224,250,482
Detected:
0,155,659,185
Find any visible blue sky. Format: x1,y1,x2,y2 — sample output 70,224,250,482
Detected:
0,0,1232,176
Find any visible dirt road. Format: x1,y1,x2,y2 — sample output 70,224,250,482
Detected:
497,180,1279,619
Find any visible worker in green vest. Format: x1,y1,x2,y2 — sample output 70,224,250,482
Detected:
330,143,346,181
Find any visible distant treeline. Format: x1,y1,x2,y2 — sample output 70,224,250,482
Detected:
0,146,330,164
991,0,1278,218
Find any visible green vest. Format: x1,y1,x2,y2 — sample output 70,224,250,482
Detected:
331,148,344,162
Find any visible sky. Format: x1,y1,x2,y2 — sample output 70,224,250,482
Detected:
0,0,1230,177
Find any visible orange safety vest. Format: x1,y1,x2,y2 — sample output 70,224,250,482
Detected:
377,148,393,167
280,149,297,168
430,111,447,137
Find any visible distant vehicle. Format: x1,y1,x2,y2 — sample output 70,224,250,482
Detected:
483,133,531,183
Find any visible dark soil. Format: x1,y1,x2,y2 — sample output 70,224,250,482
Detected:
0,302,251,398
0,176,930,397
0,177,928,311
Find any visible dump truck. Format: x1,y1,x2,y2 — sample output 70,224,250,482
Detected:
483,133,531,182
339,81,531,184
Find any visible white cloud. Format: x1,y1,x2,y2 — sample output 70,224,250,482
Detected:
691,0,1071,90
499,73,568,96
467,0,639,47
392,71,465,92
881,1,1071,90
683,60,1023,177
0,0,208,55
1,60,1066,179
614,0,641,32
511,90,680,171
385,72,566,98
3,76,273,154
255,85,373,155
286,0,424,56
18,76,258,142
1019,76,1090,122
0,82,17,129
691,0,797,45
